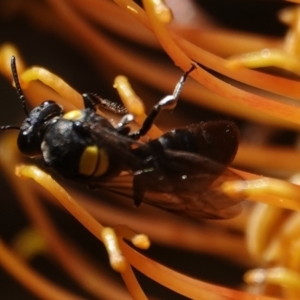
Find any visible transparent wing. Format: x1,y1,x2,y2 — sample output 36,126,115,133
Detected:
104,165,243,220
143,149,243,219
142,168,243,219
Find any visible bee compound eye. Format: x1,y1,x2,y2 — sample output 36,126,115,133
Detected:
17,101,63,156
17,129,42,156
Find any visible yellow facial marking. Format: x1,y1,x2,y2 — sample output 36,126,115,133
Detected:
79,146,109,177
63,110,83,120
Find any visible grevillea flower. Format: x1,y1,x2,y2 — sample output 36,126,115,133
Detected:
0,1,299,299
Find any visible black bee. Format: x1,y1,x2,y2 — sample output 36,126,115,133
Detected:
1,56,242,219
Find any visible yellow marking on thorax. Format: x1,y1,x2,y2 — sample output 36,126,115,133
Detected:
63,110,83,120
79,145,109,177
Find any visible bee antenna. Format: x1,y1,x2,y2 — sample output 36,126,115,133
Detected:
11,56,29,116
0,125,20,131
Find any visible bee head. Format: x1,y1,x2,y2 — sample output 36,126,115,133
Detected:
0,56,63,157
17,100,63,157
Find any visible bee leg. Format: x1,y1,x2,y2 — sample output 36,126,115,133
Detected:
115,114,134,135
82,93,128,114
133,174,147,206
132,163,160,206
129,63,197,139
172,63,197,103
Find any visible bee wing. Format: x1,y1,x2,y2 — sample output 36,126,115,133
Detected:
88,123,243,220
142,168,243,219
104,162,244,220
88,122,145,170
149,149,243,219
